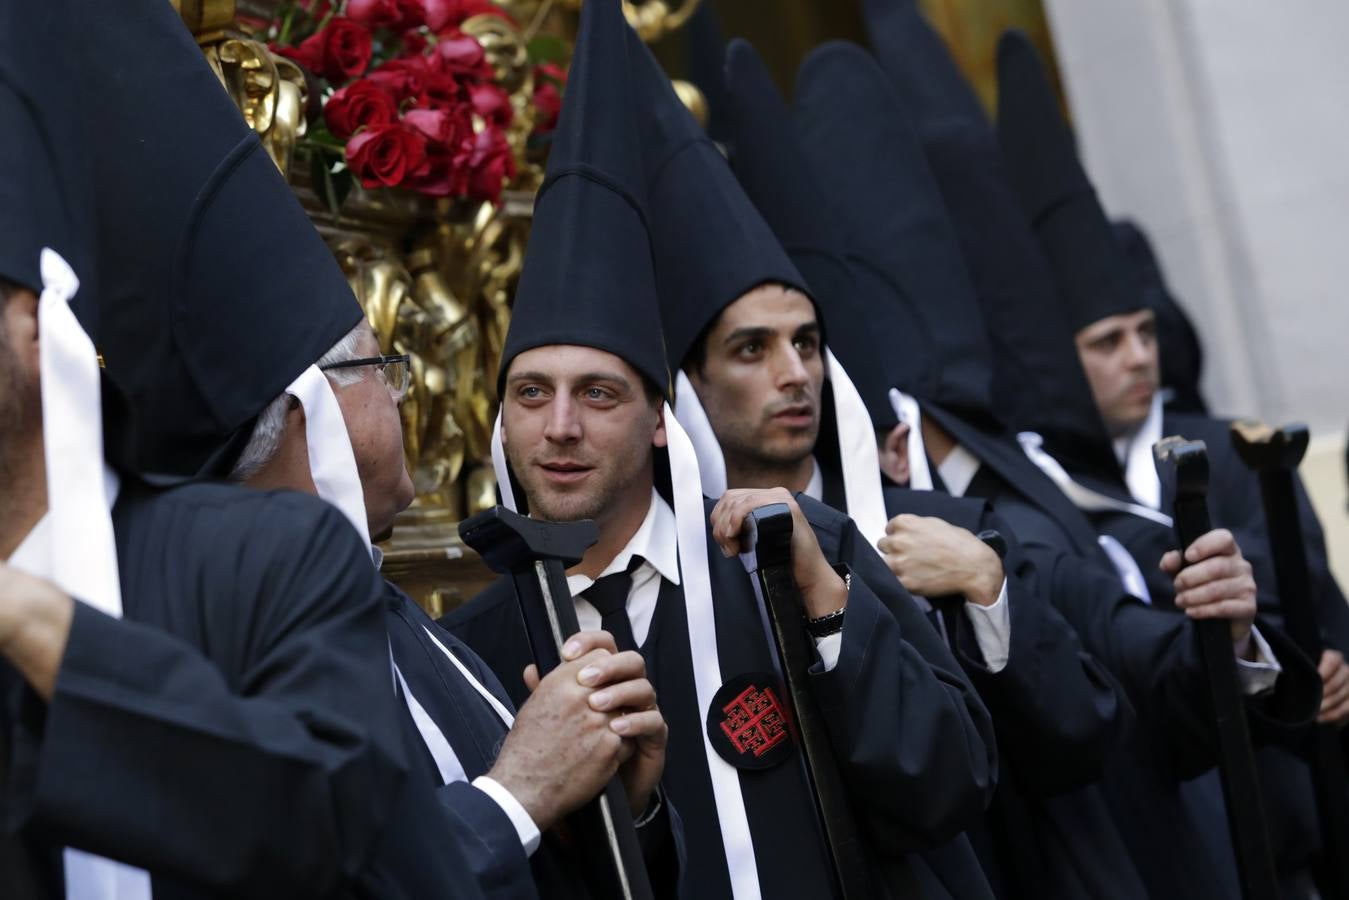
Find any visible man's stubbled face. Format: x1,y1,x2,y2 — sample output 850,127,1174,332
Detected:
502,344,663,525
689,284,823,488
1075,308,1160,437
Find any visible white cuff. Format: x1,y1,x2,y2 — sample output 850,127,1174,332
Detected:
472,775,542,857
963,579,1012,673
813,631,844,671
1234,626,1283,696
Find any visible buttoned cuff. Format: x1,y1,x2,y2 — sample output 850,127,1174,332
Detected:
472,775,541,856
1234,626,1283,696
963,579,1011,673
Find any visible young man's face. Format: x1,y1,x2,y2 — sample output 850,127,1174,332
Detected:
502,344,664,525
688,284,823,482
1074,308,1160,436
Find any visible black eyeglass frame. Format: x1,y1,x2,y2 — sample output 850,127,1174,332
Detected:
318,353,411,373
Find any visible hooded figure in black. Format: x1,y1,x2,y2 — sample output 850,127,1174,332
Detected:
724,35,1152,899
995,30,1346,895
0,1,452,899
443,4,998,897
1112,219,1209,415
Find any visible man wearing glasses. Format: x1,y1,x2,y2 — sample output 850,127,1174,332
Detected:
76,0,675,895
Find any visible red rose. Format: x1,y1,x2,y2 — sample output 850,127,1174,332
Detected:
366,56,433,101
435,30,493,79
532,79,561,134
346,0,402,28
324,80,399,140
346,123,429,188
404,105,474,150
468,82,512,128
421,0,455,30
422,71,470,108
466,127,515,202
279,17,372,83
401,30,431,55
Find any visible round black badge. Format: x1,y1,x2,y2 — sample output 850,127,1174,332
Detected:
706,672,796,771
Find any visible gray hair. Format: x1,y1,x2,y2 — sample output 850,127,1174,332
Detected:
228,322,366,481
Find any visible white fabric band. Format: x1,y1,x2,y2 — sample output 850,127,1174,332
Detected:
1016,431,1173,528
285,365,371,551
825,349,888,550
490,407,517,511
888,389,934,492
673,371,728,498
663,407,762,900
1120,394,1165,511
34,248,153,900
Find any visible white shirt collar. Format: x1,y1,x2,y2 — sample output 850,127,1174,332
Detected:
804,457,824,502
1114,392,1165,510
937,443,981,498
566,488,681,594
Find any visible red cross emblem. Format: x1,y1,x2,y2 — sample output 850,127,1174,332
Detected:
719,683,789,758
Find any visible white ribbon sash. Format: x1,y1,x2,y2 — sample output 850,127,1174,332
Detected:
285,365,371,551
825,349,888,551
31,248,153,900
1120,394,1165,511
672,372,728,498
888,389,934,492
1016,431,1173,528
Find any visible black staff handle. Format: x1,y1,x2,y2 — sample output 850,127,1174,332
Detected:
1231,421,1349,896
460,507,655,900
1153,437,1279,900
742,504,880,899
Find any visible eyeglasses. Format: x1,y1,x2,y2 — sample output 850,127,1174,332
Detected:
319,353,411,401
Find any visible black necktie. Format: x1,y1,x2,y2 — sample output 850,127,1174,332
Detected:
583,559,641,653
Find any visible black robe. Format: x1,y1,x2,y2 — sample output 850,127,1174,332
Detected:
952,443,1321,900
880,486,1145,899
383,580,681,900
443,495,999,899
1074,410,1346,889
1,477,487,899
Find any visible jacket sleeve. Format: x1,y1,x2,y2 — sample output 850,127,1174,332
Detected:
7,498,407,899
798,498,997,851
949,513,1127,797
1037,546,1319,779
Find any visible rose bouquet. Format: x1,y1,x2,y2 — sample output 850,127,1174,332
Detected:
263,0,564,210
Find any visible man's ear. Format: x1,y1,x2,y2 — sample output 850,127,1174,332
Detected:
652,401,669,450
878,421,910,487
5,288,42,380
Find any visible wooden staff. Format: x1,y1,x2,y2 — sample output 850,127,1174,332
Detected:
1231,421,1349,896
740,503,887,898
1153,437,1278,900
460,506,655,900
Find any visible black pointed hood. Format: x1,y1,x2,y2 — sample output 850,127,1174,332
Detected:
859,0,987,127
0,0,96,326
78,0,362,477
684,2,732,145
995,31,1144,333
722,39,909,429
864,12,1119,475
792,41,995,422
634,33,810,375
500,0,669,396
1114,219,1207,414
